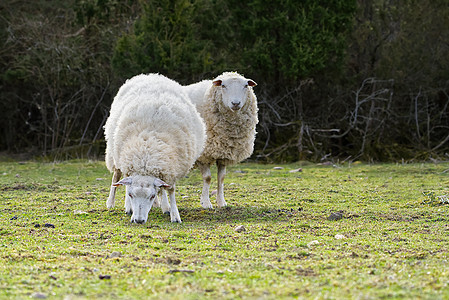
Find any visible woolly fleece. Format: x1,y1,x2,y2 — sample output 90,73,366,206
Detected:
183,72,258,166
104,73,206,185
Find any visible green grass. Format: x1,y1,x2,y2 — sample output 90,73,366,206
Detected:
1,160,449,299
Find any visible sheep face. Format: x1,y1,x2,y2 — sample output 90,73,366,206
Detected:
213,77,257,112
113,175,170,224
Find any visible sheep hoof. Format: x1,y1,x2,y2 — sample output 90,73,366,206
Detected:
170,214,182,223
163,211,170,215
201,201,213,209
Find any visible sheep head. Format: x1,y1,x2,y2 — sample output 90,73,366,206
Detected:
113,175,170,224
213,76,257,112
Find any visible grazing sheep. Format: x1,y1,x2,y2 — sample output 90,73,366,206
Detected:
104,73,206,223
182,72,258,208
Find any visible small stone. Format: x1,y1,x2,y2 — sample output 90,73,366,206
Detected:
289,168,303,173
307,240,320,247
43,223,55,228
74,210,88,215
327,212,343,221
110,251,122,258
273,167,284,170
335,234,346,239
234,225,246,233
15,174,20,178
351,252,359,258
31,293,47,299
99,275,111,280
95,178,105,181
167,257,181,265
234,170,247,174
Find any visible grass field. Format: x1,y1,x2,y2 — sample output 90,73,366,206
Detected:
0,160,448,299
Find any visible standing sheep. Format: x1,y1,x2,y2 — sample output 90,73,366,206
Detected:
182,72,258,208
104,73,206,223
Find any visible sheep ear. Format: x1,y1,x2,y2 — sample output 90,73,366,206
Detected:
248,80,257,87
213,80,222,87
154,178,170,188
113,177,132,187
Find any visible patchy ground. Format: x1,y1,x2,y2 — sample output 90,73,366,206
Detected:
0,160,448,299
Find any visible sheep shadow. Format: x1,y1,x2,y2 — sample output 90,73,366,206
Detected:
149,205,305,224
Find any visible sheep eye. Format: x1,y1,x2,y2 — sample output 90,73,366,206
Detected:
221,84,226,89
128,193,133,198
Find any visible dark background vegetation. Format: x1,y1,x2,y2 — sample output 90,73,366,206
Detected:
1,0,448,162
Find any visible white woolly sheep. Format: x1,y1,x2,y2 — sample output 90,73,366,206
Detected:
182,71,258,208
104,73,206,223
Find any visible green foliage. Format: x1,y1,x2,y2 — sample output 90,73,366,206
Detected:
1,160,449,298
112,0,356,84
113,0,215,81
229,0,356,83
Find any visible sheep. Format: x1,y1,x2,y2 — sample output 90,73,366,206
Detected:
182,71,258,209
104,73,206,223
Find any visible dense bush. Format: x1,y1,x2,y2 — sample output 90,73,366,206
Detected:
0,0,138,157
113,0,215,82
0,0,447,161
327,0,449,161
112,0,355,83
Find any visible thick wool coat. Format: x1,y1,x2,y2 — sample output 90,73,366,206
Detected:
183,72,258,166
104,73,206,185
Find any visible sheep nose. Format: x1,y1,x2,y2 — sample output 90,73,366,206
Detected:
133,219,145,224
231,101,241,107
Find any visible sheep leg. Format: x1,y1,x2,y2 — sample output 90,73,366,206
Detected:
153,191,161,208
199,163,213,209
107,168,122,209
216,161,227,207
168,185,182,223
124,186,132,215
159,189,171,215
